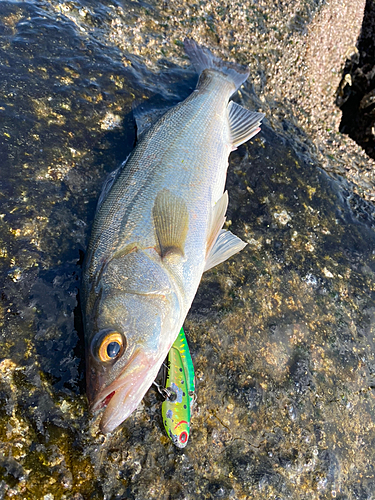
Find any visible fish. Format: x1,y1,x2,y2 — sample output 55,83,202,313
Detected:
82,38,265,433
162,327,195,448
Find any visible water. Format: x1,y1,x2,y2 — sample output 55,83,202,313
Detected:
1,1,375,498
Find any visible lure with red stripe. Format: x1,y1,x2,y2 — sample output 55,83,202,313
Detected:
162,327,194,448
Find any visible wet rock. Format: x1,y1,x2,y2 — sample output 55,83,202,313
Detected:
1,0,375,499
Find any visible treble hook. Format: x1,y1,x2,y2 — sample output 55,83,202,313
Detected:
153,380,173,400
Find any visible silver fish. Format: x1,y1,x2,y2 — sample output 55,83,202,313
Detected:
82,39,264,433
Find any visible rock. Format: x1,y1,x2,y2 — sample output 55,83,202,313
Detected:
1,0,375,498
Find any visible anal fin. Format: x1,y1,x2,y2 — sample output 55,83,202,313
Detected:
204,229,247,272
153,189,189,259
228,101,265,148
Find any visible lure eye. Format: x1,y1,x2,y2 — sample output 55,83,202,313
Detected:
179,431,188,444
93,330,126,363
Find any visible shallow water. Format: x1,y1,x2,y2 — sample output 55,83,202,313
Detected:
1,1,375,499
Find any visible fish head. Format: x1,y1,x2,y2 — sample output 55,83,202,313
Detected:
85,287,181,434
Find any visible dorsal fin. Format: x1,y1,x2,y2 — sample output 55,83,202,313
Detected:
152,189,189,259
96,155,129,212
132,100,172,139
228,101,265,148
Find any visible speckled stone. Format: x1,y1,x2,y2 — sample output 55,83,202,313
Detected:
1,1,375,499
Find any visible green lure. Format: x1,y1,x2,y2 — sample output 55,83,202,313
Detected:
162,327,195,448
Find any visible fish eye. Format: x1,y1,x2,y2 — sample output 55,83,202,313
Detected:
92,330,126,363
107,341,121,358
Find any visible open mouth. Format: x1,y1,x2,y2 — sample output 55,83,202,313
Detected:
91,348,143,412
90,349,159,433
94,391,116,410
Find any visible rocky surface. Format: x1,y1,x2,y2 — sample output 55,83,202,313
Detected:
1,0,375,499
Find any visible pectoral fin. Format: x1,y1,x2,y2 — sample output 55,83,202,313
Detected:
228,101,265,148
153,189,189,258
204,229,247,272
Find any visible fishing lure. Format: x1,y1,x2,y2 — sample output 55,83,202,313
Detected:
162,327,195,448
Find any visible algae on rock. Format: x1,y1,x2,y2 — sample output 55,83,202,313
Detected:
1,0,375,498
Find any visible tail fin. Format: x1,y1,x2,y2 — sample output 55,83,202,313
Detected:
183,38,250,91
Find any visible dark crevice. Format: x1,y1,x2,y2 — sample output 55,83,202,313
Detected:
337,0,375,159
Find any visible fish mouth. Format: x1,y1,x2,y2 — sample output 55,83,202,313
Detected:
91,348,156,434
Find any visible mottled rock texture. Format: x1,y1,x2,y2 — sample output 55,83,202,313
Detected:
0,1,375,499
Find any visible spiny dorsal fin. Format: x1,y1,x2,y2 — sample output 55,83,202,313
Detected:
228,101,265,148
204,229,247,272
96,155,129,212
206,191,229,259
132,100,171,139
153,189,189,259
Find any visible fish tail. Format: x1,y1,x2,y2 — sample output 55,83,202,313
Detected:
183,38,250,91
